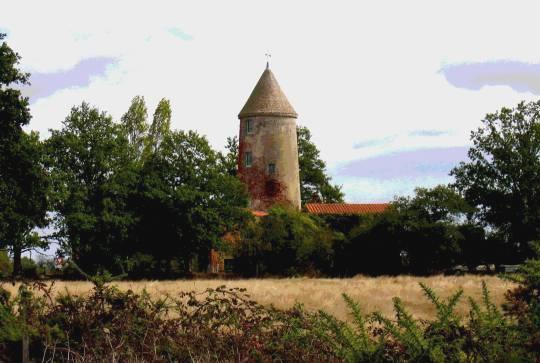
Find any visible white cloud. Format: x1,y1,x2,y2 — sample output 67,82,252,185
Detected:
2,0,540,201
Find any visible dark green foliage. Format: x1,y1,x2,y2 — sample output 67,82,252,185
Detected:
234,206,335,276
46,100,249,278
20,257,38,278
0,34,49,277
391,186,475,275
503,242,540,353
343,212,404,276
321,283,535,362
0,33,30,138
0,282,338,362
129,130,250,277
0,251,12,278
333,185,482,276
46,102,136,274
1,275,540,361
452,100,540,260
0,286,22,362
318,295,386,362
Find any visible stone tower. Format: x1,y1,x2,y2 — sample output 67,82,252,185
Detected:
238,64,301,211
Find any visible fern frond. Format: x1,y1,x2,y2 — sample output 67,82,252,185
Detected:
480,281,502,321
468,296,482,320
447,289,464,313
319,309,362,359
420,282,443,312
342,293,370,349
420,282,463,324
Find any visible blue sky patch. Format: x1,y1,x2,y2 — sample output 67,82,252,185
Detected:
336,147,468,179
23,57,116,102
440,61,540,94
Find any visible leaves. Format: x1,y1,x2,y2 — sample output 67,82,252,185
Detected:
0,35,48,277
120,95,148,160
452,100,540,259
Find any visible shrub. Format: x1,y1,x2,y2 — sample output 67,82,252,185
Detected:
1,274,539,361
21,257,37,278
234,206,335,276
1,281,338,362
0,251,12,278
320,282,536,362
503,242,540,353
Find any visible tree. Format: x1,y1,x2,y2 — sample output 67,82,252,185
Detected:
391,185,476,274
46,102,136,274
234,206,334,276
452,100,540,260
146,98,171,155
221,135,239,176
120,95,148,159
131,130,249,277
297,126,344,204
337,185,479,276
0,33,48,277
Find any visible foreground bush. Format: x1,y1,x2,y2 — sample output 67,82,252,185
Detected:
0,277,539,362
0,281,337,362
321,282,533,362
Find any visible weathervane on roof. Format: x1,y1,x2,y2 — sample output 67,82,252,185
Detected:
265,52,271,69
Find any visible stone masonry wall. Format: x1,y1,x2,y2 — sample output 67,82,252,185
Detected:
238,115,301,210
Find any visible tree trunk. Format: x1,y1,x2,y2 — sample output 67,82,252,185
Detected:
12,244,22,278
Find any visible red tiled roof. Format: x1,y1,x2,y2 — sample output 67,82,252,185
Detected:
305,203,390,215
251,210,269,217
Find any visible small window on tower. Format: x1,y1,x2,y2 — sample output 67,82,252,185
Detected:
245,152,252,167
245,119,253,134
268,163,276,175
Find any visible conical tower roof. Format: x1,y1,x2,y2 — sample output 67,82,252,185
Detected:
238,66,298,119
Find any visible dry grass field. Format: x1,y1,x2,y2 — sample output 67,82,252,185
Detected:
2,275,515,322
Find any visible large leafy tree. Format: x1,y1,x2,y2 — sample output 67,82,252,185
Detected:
131,130,249,277
46,102,136,274
337,185,481,275
452,100,540,260
0,33,48,277
297,126,344,204
391,185,483,273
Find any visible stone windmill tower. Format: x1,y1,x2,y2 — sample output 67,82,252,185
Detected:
237,63,301,211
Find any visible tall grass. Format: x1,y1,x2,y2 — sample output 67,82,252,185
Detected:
0,275,536,362
3,275,514,321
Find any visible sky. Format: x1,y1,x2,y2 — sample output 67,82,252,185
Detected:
2,0,540,203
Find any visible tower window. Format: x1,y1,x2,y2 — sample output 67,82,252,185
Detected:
245,119,253,134
268,163,276,175
245,152,252,167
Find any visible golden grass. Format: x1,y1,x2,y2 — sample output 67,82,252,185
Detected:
2,275,515,322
